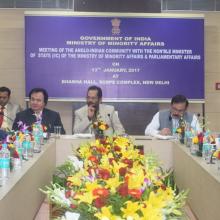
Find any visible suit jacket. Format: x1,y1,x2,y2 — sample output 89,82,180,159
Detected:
0,129,7,140
12,108,65,134
1,102,21,130
73,104,125,136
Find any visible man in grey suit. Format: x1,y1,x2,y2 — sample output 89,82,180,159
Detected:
73,85,125,136
0,87,21,130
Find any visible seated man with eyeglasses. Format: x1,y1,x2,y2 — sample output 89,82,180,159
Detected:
145,94,201,136
73,85,125,136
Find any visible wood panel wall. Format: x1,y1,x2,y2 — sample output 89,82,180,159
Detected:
0,9,218,134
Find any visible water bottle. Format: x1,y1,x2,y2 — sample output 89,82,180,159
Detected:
22,139,32,160
13,136,23,169
33,126,42,153
0,143,10,185
39,129,44,145
190,143,198,156
33,135,41,153
172,128,179,140
33,123,44,146
203,143,211,161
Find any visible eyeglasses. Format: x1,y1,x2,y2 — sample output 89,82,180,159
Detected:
171,106,185,113
86,96,98,101
30,97,44,103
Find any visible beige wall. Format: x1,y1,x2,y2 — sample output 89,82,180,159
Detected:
204,13,220,131
0,9,219,133
0,9,73,134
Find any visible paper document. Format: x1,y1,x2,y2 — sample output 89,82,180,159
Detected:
73,133,93,139
154,134,174,140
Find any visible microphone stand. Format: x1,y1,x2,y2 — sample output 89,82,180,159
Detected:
0,112,14,137
0,112,14,122
108,113,116,135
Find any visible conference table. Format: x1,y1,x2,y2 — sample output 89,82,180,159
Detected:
0,139,56,220
1,135,220,220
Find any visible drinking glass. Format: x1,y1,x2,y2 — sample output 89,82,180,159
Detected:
54,126,61,138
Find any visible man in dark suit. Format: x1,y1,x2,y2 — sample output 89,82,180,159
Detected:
12,88,65,134
0,129,7,140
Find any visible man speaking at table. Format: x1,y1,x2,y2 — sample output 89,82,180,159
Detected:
145,94,201,137
73,85,125,136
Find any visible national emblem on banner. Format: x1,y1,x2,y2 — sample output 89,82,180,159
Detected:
111,18,121,35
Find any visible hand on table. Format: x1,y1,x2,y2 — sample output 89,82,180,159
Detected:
159,128,172,136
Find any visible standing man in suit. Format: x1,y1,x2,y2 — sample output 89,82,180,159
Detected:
0,86,21,130
12,88,65,134
73,85,125,136
145,94,201,137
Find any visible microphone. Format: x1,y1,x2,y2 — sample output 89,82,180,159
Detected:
94,105,99,118
107,113,113,129
195,113,202,133
169,115,172,121
0,112,14,122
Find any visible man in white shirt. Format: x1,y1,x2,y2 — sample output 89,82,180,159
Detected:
145,94,201,137
0,87,21,130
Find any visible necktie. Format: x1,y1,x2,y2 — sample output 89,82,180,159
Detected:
34,112,42,123
0,106,4,128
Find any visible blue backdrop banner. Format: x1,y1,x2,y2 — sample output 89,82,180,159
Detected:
25,12,204,101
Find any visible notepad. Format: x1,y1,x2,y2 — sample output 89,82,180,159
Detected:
154,134,175,140
73,133,93,139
